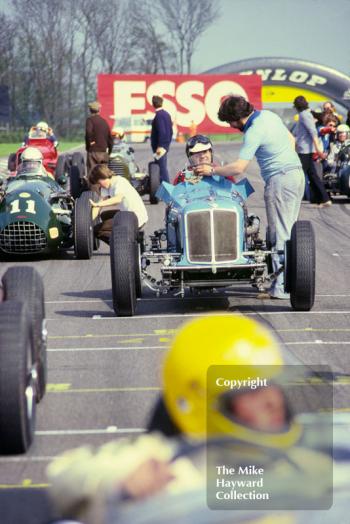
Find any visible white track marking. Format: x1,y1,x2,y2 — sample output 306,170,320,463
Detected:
35,428,145,436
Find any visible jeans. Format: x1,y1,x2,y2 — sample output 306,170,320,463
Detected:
156,153,170,183
264,168,305,298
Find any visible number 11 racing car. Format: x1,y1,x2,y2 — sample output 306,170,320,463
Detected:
109,173,316,316
0,161,99,259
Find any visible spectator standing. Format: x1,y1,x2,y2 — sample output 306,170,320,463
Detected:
293,95,331,207
323,101,342,125
151,96,173,183
85,101,113,174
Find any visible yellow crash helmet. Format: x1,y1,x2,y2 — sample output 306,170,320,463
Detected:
162,315,301,449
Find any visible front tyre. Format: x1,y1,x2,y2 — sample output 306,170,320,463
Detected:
0,301,36,454
74,191,95,259
110,211,138,316
2,267,47,402
287,221,316,311
149,162,160,204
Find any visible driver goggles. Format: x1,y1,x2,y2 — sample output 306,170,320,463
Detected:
187,135,212,149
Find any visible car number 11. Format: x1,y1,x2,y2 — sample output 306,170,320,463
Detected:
10,199,36,214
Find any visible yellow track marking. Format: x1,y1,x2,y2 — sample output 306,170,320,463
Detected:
47,384,160,393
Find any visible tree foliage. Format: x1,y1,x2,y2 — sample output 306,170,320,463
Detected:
0,0,219,137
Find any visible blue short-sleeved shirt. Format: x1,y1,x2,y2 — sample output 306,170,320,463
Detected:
239,110,302,182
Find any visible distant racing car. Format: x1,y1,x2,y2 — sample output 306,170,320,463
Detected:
108,139,160,204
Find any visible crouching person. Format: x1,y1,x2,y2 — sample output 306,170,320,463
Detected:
88,164,148,244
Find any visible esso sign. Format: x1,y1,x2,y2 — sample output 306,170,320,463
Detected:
98,74,262,134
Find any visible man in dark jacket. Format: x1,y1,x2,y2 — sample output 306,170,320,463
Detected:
85,101,113,174
151,95,173,183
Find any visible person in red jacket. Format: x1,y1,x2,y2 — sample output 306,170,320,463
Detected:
173,135,236,185
85,101,113,174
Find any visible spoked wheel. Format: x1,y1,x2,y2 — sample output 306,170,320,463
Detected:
110,211,139,316
74,190,96,259
285,221,316,311
2,266,47,402
0,301,36,454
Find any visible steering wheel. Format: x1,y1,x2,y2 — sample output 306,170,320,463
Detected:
185,162,213,184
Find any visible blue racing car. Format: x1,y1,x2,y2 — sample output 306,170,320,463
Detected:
110,174,316,316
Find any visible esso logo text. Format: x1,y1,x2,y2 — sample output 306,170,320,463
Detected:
98,74,262,134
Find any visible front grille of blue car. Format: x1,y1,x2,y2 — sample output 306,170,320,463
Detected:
0,221,47,253
186,210,238,263
108,159,126,177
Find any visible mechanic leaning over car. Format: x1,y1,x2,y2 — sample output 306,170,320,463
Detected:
150,95,173,183
46,314,335,524
88,163,148,244
85,101,114,174
194,95,304,300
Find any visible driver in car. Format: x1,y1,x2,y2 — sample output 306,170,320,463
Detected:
173,134,236,185
15,147,54,179
25,121,57,146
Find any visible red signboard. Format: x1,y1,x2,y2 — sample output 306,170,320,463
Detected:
97,74,262,134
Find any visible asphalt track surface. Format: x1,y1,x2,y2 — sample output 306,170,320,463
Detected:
1,142,350,523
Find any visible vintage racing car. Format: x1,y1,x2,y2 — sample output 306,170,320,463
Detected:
0,266,46,454
0,163,98,259
323,142,350,198
7,138,86,193
109,174,316,316
108,139,160,204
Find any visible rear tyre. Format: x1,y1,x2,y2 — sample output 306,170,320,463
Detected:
70,152,86,199
55,154,68,179
72,151,86,178
70,165,83,199
339,166,350,197
2,267,46,402
287,221,316,311
135,242,142,298
7,152,16,172
149,162,160,204
74,191,95,259
0,301,36,454
110,211,138,316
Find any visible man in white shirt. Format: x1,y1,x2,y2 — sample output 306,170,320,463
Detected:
88,164,148,244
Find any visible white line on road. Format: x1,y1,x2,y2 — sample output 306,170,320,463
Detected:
45,299,112,304
44,294,350,305
285,341,350,346
0,456,56,463
48,345,166,352
47,341,350,352
44,310,350,320
35,428,145,436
